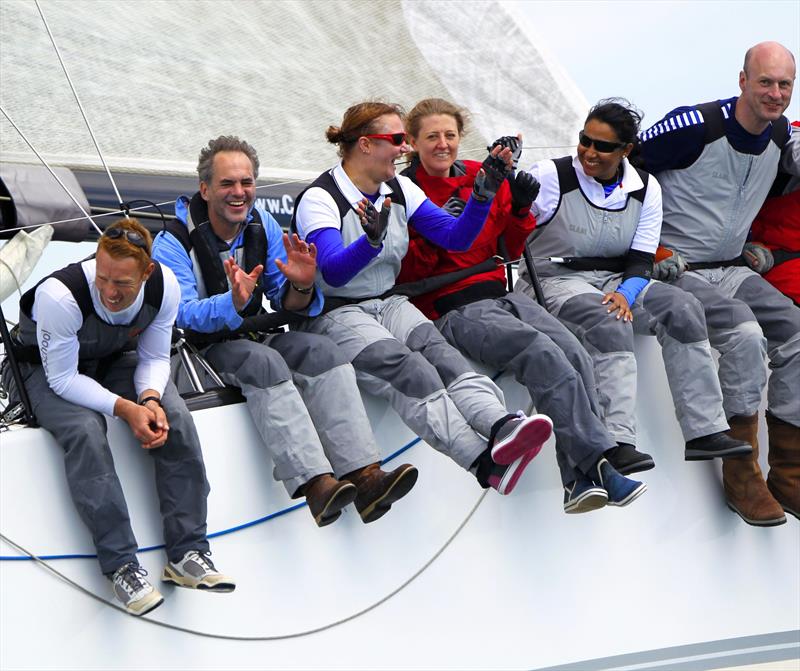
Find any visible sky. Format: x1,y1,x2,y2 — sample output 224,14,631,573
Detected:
507,0,800,126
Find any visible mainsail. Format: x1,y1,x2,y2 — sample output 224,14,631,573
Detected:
0,0,586,180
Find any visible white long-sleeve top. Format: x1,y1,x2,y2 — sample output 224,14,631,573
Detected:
32,259,180,416
528,154,662,254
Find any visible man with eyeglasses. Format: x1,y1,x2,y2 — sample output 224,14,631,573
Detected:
152,135,417,529
6,218,234,615
638,41,800,526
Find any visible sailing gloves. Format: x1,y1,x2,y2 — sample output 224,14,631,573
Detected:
361,200,390,248
473,152,511,202
742,242,774,274
652,246,687,281
508,171,540,217
442,196,467,217
489,135,522,170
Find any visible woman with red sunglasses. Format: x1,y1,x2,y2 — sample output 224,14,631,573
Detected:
516,98,751,470
292,101,555,497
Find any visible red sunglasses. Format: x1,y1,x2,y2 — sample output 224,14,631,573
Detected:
363,132,407,146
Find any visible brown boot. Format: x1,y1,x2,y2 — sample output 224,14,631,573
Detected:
343,463,418,523
302,474,357,527
723,414,786,527
766,411,800,520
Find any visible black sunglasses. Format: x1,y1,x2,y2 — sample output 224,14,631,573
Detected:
363,132,407,146
578,131,626,153
103,226,148,250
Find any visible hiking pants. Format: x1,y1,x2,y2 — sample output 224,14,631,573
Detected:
296,294,509,470
436,292,612,484
200,332,380,497
516,271,728,445
673,267,800,427
19,356,209,575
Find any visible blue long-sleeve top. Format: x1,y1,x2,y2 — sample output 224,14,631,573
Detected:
307,196,492,287
152,198,323,333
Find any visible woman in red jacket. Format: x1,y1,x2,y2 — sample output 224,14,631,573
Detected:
398,98,648,513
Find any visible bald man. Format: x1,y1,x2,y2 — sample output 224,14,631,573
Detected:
639,41,799,527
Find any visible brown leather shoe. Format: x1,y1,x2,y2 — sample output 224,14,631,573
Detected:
303,474,357,527
343,463,418,523
766,411,800,520
723,414,786,527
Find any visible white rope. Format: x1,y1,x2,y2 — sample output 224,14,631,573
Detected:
34,0,125,212
0,488,488,640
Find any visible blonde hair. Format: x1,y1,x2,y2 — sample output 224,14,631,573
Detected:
405,98,470,162
97,218,152,273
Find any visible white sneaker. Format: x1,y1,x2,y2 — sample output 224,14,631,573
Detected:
110,562,164,616
162,550,236,592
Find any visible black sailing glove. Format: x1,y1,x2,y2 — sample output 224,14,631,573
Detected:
473,153,510,202
488,135,522,170
442,196,467,217
361,200,391,247
508,171,540,216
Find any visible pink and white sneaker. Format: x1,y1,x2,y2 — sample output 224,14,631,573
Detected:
490,413,553,465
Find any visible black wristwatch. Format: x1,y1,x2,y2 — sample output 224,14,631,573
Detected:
139,395,162,407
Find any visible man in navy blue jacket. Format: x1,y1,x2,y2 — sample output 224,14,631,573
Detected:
639,41,799,526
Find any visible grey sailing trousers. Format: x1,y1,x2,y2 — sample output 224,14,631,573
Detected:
20,356,209,575
198,332,381,497
673,267,800,427
295,294,509,470
435,292,613,484
516,271,729,445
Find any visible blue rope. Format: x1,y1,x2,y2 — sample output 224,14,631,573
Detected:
1,370,506,562
0,436,424,562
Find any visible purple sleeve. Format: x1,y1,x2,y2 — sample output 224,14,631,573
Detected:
409,196,491,251
307,227,381,287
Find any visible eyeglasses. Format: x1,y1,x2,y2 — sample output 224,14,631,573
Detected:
363,133,407,146
578,131,626,153
103,226,148,250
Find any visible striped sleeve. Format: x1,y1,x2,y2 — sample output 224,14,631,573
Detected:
638,105,708,174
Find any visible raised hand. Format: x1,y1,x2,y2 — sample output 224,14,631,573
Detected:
224,256,264,312
488,134,523,170
508,171,540,216
356,197,391,247
275,233,317,290
473,144,513,201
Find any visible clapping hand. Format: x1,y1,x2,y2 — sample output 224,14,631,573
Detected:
473,143,513,201
356,197,391,247
275,233,317,289
224,256,264,313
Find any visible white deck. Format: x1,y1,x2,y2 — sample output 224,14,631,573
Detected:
1,243,798,670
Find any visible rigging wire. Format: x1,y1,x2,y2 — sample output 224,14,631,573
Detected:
0,105,103,236
0,142,574,236
34,0,127,216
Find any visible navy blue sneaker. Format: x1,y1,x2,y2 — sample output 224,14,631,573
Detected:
563,476,608,514
595,458,646,507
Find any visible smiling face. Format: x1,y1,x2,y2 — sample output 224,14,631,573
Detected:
200,150,256,237
737,43,795,134
409,113,461,178
94,248,153,313
577,119,631,181
362,114,410,185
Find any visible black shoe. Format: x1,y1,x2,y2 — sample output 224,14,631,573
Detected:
685,431,752,461
604,443,655,475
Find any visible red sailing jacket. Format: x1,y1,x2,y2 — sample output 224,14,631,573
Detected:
397,159,535,319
